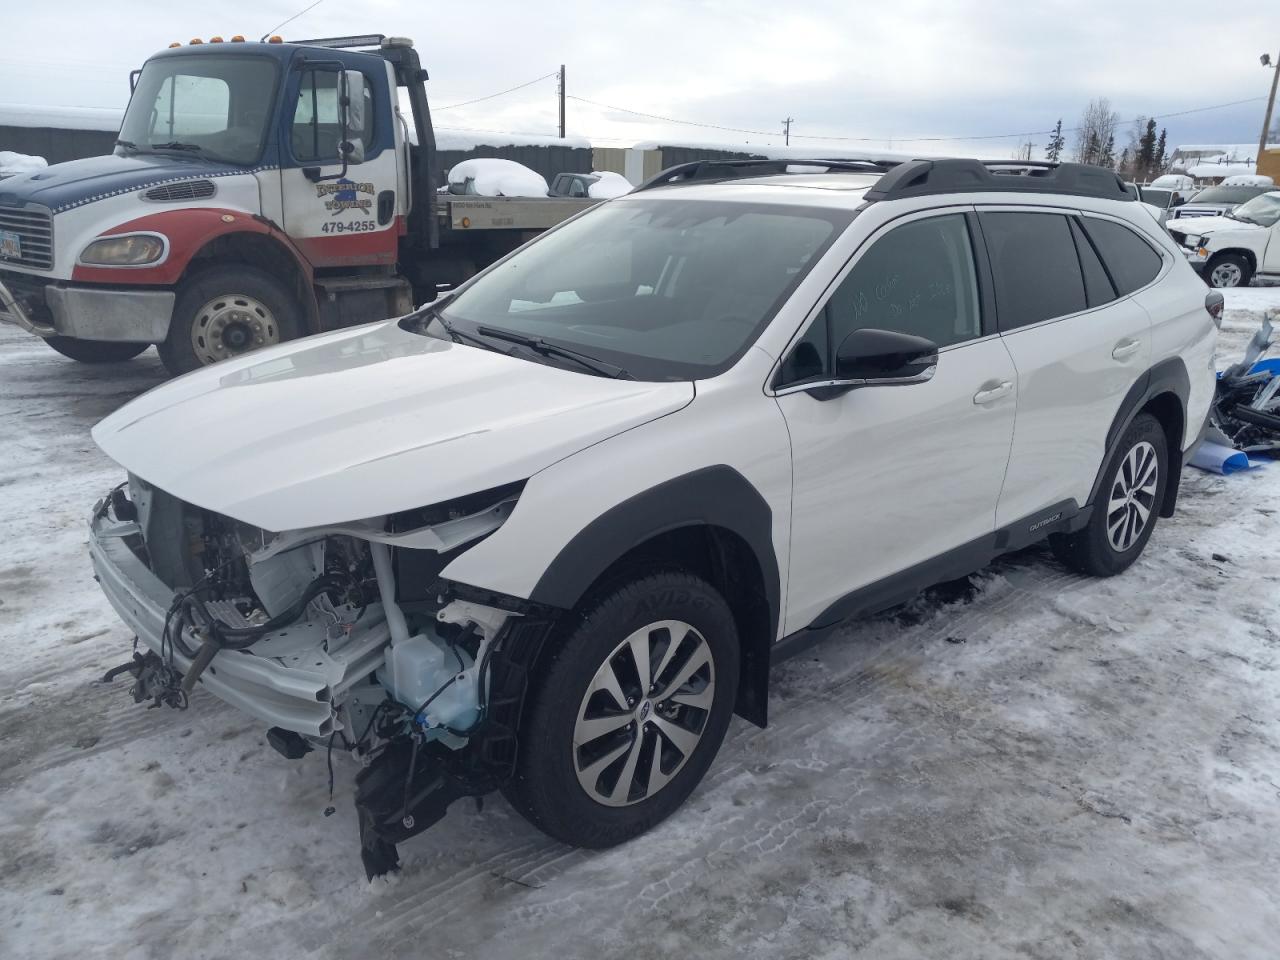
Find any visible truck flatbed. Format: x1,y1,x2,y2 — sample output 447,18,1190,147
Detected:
437,195,603,231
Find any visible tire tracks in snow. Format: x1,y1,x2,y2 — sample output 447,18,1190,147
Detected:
299,556,1094,954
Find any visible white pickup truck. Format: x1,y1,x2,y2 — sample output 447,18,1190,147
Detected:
1166,190,1280,287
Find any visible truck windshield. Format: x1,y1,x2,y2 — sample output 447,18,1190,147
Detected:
1189,186,1266,204
437,198,850,381
1230,192,1280,227
118,55,278,166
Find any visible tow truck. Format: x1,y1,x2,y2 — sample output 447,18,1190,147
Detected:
0,34,601,375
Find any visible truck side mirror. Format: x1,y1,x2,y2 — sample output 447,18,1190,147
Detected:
339,70,367,165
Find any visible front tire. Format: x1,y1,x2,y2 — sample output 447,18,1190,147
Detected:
1051,413,1168,577
1205,252,1252,288
159,265,303,376
504,571,740,847
45,337,147,364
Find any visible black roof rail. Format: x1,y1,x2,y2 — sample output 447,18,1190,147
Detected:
863,159,1134,202
634,157,899,192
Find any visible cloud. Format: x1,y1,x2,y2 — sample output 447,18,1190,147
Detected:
0,0,1274,156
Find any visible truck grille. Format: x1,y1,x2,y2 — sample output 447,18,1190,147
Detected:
0,206,53,270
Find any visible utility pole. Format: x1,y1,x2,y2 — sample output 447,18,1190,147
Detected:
558,64,566,139
1260,52,1279,163
782,117,793,146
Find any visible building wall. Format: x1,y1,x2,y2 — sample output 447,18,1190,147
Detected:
1259,149,1280,182
0,125,117,165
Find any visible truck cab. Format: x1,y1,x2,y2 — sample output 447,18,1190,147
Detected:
0,34,598,375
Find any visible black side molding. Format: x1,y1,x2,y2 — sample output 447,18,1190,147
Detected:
774,500,1088,666
1087,357,1190,518
529,465,780,727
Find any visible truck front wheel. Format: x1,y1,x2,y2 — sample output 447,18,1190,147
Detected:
45,338,147,363
160,266,303,376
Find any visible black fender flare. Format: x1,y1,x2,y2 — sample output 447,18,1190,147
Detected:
1087,357,1190,517
528,465,780,726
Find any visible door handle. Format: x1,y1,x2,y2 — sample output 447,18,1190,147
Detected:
973,380,1013,405
1112,338,1142,361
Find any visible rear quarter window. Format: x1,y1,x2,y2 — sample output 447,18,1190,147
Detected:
1079,218,1163,295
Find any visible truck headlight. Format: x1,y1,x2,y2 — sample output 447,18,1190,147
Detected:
80,234,166,266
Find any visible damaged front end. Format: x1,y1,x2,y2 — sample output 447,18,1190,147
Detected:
89,475,555,878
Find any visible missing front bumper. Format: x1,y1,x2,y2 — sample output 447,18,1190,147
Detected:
88,493,388,737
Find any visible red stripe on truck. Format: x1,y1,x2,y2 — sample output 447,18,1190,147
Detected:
71,208,314,286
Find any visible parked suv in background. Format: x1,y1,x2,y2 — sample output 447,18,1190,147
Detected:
87,157,1218,877
1169,180,1276,221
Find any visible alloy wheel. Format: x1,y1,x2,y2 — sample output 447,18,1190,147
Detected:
573,619,715,807
190,293,279,365
1106,439,1159,552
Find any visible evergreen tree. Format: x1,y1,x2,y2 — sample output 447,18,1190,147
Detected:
1135,119,1158,182
1154,128,1168,176
1118,147,1132,180
1046,119,1065,163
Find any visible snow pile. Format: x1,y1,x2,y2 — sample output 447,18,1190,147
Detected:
1188,163,1260,180
447,158,549,197
586,170,631,198
1222,174,1274,187
0,151,47,178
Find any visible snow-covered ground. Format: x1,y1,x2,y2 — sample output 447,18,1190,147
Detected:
1,291,1279,960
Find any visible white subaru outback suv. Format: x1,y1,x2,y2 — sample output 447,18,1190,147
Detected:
88,158,1219,877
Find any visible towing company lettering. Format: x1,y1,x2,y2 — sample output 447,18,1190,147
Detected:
318,179,376,215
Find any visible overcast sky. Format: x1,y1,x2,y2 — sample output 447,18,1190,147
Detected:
2,0,1277,157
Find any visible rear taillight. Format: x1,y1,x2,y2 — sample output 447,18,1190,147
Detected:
1205,291,1225,329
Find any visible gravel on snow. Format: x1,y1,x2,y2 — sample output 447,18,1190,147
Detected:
1,289,1279,960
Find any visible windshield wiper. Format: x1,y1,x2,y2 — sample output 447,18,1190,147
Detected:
476,325,631,379
410,299,505,352
151,141,203,153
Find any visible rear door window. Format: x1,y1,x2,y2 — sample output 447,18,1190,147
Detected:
979,212,1086,330
1079,218,1163,295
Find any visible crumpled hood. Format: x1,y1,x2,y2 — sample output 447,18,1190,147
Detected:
0,153,244,214
93,320,694,531
1166,215,1263,238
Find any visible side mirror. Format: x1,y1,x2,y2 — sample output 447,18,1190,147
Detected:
835,328,939,384
339,70,367,164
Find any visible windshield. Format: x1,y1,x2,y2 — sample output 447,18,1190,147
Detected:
1190,186,1267,205
1230,192,1280,227
118,55,278,165
437,198,850,380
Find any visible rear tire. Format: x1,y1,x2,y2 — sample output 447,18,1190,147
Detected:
1050,413,1169,577
503,571,739,848
159,265,303,377
1204,252,1252,288
45,338,146,364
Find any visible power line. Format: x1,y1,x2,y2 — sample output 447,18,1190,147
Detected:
568,92,1270,145
436,72,558,112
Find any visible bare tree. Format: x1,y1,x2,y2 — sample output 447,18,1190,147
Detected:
1073,98,1120,166
1012,140,1033,161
